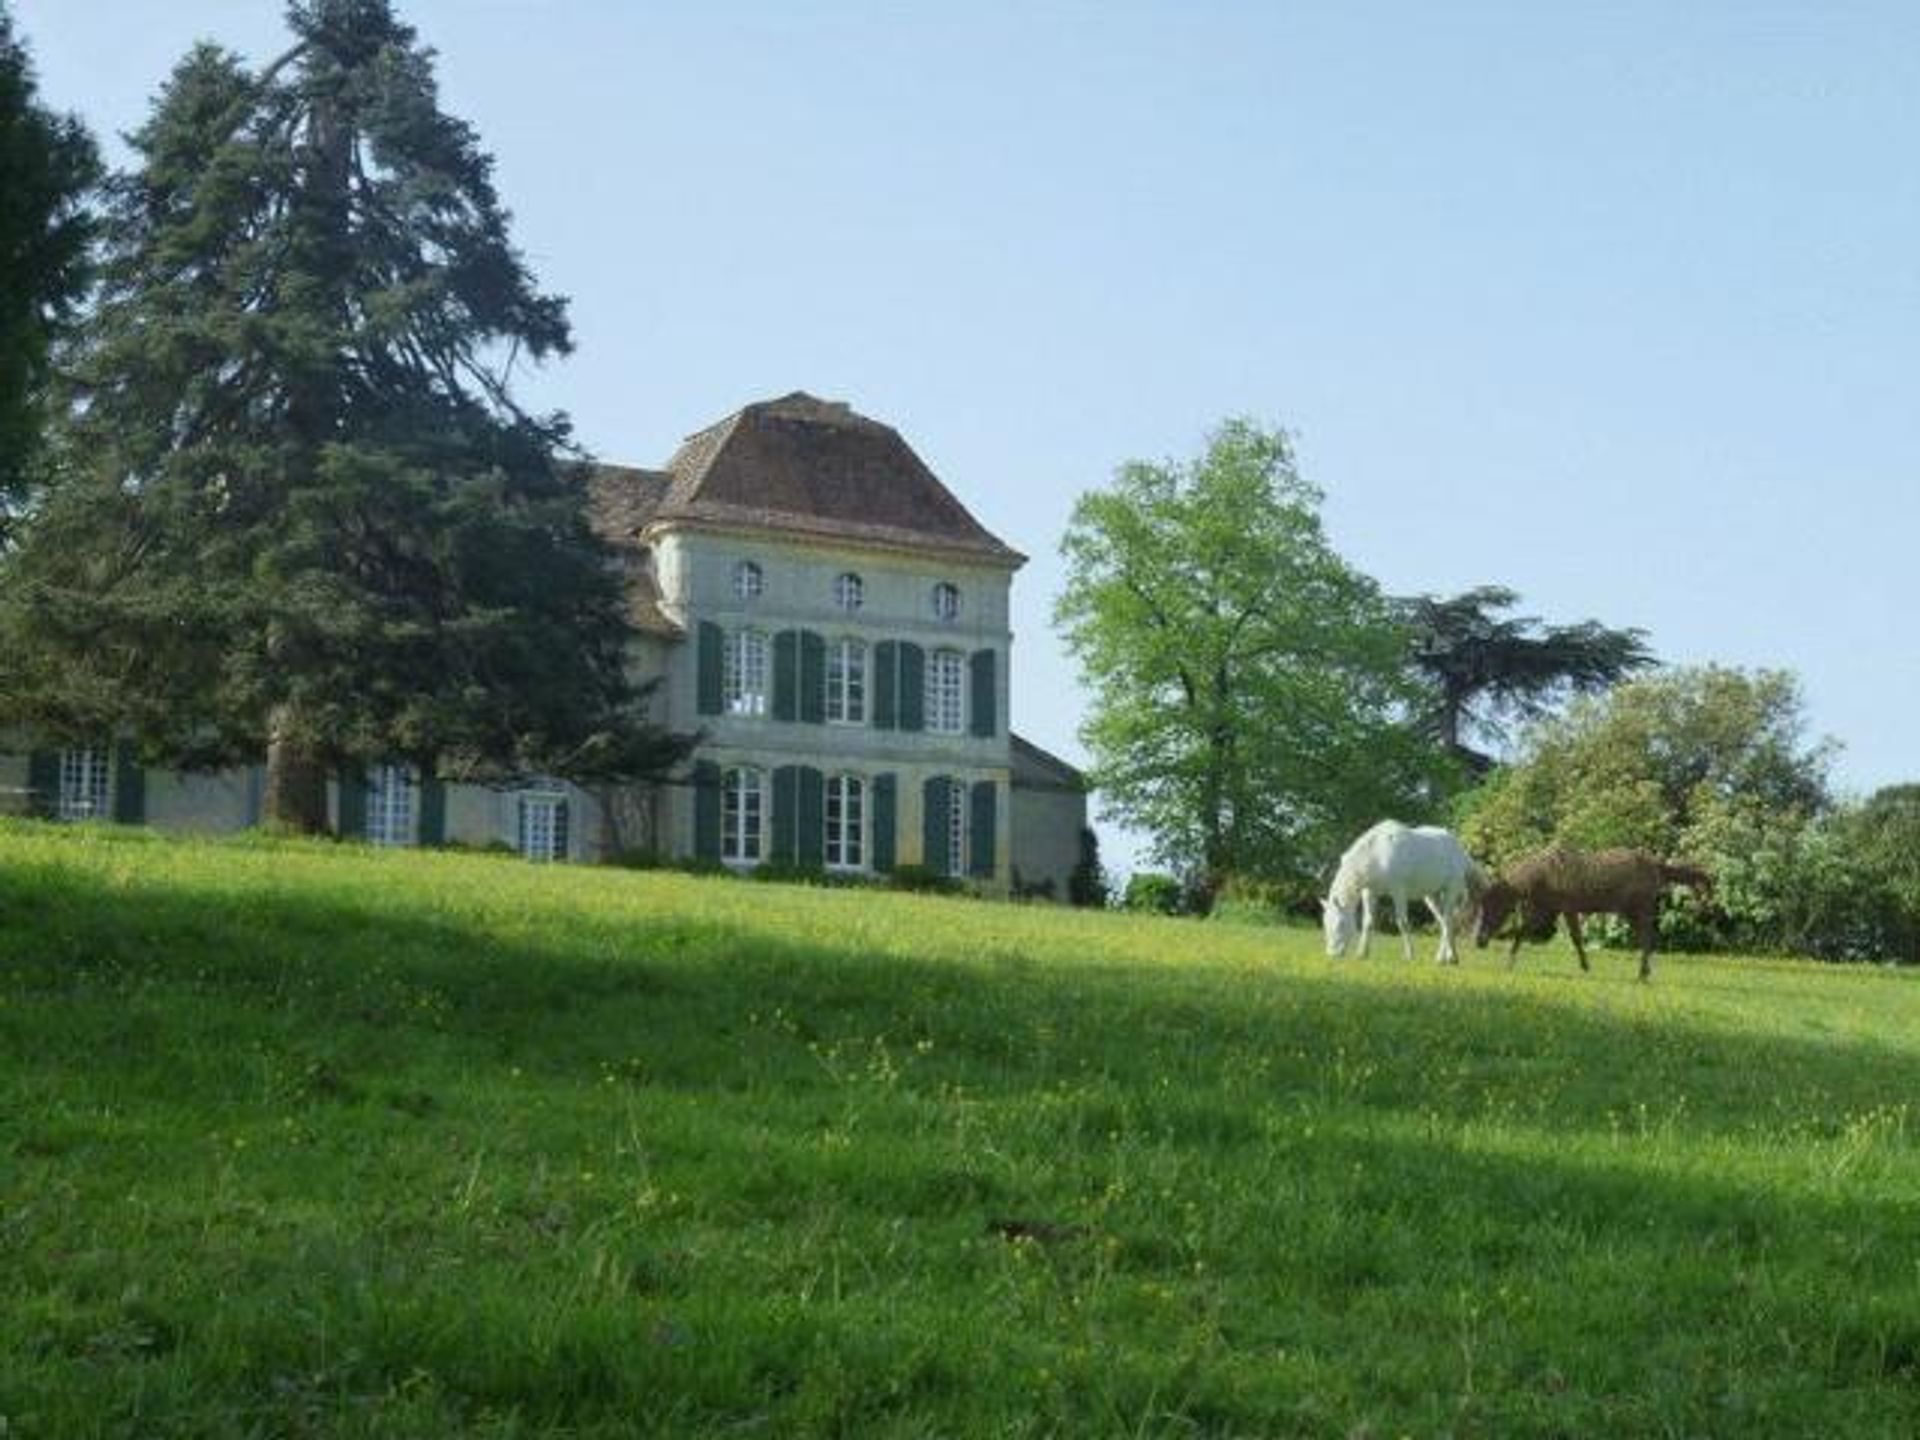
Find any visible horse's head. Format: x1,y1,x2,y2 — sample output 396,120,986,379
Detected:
1474,882,1517,948
1322,895,1358,957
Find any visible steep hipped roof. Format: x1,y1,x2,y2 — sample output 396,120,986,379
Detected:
649,393,1025,565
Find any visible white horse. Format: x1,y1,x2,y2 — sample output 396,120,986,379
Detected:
1322,820,1486,964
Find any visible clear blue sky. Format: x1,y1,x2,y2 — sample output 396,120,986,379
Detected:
15,1,1918,874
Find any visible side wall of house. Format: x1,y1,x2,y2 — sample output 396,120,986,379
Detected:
1009,782,1087,901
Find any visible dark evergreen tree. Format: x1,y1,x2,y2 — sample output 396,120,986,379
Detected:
0,1,683,830
0,2,99,538
1405,585,1654,773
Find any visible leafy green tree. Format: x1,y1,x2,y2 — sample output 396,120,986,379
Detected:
0,1,682,830
1794,786,1920,962
1460,666,1837,951
1462,666,1832,865
1405,585,1654,772
1056,419,1447,897
0,2,99,538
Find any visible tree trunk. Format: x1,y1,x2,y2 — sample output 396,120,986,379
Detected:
1437,691,1463,755
264,707,330,833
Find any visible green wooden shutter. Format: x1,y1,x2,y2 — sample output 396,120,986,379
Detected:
873,641,898,730
772,630,800,721
419,773,447,846
697,622,725,716
26,750,59,819
797,766,826,867
969,780,998,879
899,643,926,732
970,649,997,738
923,776,951,876
693,761,722,861
799,631,826,724
111,743,146,825
871,773,897,872
770,765,799,862
337,764,368,839
554,798,571,861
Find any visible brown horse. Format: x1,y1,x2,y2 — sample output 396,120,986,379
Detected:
1474,846,1712,981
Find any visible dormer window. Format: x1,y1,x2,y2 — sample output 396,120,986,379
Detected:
834,572,864,612
932,582,961,621
733,560,763,600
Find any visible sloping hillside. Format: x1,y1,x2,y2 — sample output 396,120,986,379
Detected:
4,822,1918,1437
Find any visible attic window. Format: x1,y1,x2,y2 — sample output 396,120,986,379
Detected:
932,582,961,621
733,560,763,600
834,572,864,612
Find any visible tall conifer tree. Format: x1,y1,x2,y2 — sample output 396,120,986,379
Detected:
0,2,99,536
1404,586,1654,773
1,1,681,830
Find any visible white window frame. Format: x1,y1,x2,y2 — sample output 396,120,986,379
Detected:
833,572,864,612
927,649,965,734
58,748,111,822
826,637,867,726
825,772,866,871
732,560,764,601
517,789,568,863
932,582,961,621
724,629,769,717
944,777,968,879
722,766,766,864
366,763,417,848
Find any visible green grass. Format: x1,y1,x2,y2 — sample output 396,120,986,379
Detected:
3,820,1919,1438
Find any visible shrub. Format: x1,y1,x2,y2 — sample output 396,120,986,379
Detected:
1067,827,1110,908
1011,870,1059,903
751,860,831,887
604,849,726,877
1208,875,1305,928
1124,872,1186,916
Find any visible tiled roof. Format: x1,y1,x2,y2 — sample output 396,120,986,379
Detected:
585,463,671,540
651,393,1025,565
584,464,680,637
1011,733,1087,792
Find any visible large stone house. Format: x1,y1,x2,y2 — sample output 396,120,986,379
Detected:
1,393,1089,897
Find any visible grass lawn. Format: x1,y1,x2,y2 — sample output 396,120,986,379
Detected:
3,820,1919,1437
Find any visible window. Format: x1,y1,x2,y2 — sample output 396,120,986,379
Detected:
366,763,417,847
732,560,763,600
932,582,961,621
58,748,110,822
927,649,965,734
517,789,568,863
826,638,867,725
833,572,864,612
825,773,865,870
722,766,765,863
944,777,967,879
724,629,768,716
